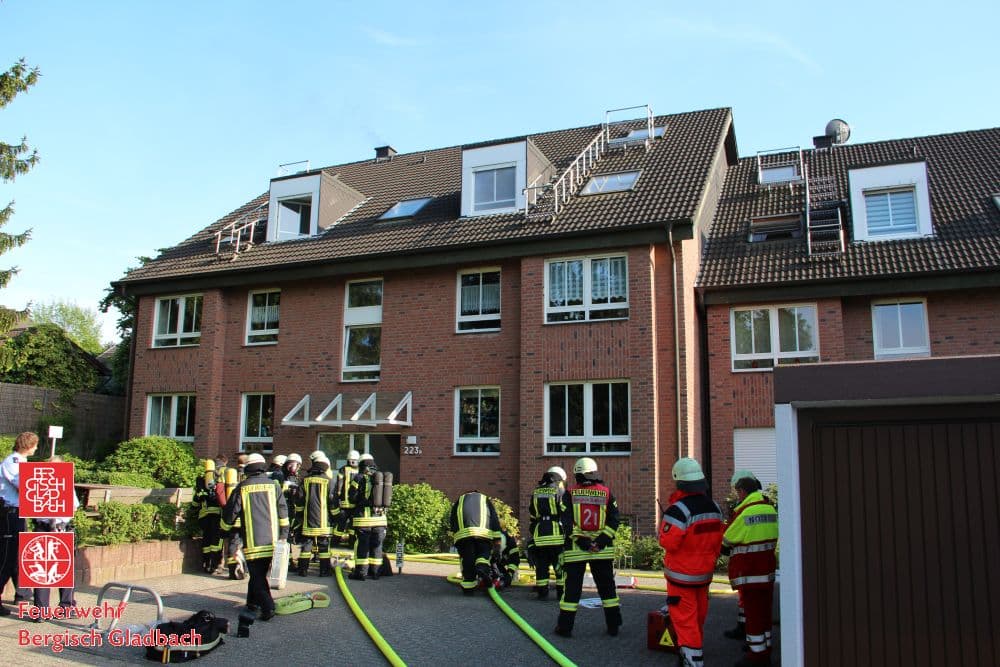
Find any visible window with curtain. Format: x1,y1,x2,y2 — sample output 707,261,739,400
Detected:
546,255,628,322
153,295,203,347
457,269,501,332
147,394,196,441
246,290,280,344
241,393,275,453
454,386,500,454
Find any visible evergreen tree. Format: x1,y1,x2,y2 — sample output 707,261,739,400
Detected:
1,58,40,334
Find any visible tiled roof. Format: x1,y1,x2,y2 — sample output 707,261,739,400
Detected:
698,127,1000,290
119,108,733,287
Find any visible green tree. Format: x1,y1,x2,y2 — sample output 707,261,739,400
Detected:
0,323,99,403
100,256,151,392
31,299,105,354
1,58,40,335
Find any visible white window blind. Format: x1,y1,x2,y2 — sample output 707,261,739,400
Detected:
733,428,777,487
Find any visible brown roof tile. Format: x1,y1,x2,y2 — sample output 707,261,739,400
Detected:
118,108,732,287
699,127,1000,290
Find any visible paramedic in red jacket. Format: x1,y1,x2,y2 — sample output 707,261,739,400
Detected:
658,457,724,667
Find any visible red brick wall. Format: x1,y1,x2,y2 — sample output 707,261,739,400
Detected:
129,244,682,530
706,287,1000,498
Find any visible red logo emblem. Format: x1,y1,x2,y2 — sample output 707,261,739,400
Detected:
19,532,75,588
18,462,74,519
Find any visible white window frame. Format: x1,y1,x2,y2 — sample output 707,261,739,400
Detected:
544,254,629,323
266,174,320,242
849,162,932,241
454,386,501,455
343,278,383,382
245,289,280,345
456,268,501,333
472,163,518,212
152,294,203,348
871,298,930,360
146,394,196,441
760,165,800,184
241,393,275,453
544,380,631,456
730,304,820,372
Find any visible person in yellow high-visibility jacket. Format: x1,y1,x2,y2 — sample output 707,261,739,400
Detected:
722,470,778,666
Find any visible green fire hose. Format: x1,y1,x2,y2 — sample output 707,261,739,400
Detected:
487,586,577,667
335,567,407,667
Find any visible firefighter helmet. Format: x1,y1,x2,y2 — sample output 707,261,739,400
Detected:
359,453,374,464
731,469,758,487
246,453,266,465
287,453,302,464
672,458,705,482
546,465,567,481
309,450,326,461
271,454,287,467
347,450,361,466
573,457,598,475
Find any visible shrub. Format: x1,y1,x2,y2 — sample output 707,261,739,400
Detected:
152,502,197,540
632,536,666,570
73,508,101,546
0,434,16,452
102,436,197,488
91,502,159,545
490,496,520,539
614,524,634,564
105,471,163,489
385,483,452,553
763,482,778,509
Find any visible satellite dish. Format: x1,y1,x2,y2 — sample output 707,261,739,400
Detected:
825,119,851,145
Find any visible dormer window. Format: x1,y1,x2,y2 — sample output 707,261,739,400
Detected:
266,173,321,242
276,196,311,239
618,126,665,142
580,171,640,195
380,197,432,220
461,141,527,216
849,162,932,241
474,166,517,211
760,165,799,184
749,214,803,242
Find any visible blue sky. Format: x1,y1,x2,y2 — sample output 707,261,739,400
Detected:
3,1,998,343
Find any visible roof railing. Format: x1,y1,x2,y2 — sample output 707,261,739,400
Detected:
757,147,804,186
276,160,310,177
604,104,655,152
214,204,267,259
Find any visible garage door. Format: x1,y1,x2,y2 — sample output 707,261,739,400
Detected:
798,404,1000,667
733,428,777,486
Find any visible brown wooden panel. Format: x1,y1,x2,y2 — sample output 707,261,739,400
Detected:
799,404,1000,667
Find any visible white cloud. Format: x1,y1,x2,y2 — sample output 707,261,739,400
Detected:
363,28,422,47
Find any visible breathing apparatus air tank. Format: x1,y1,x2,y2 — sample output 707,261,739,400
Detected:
222,466,239,505
203,459,216,488
373,471,393,508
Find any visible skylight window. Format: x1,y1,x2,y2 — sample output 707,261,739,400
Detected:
379,197,432,220
760,165,800,184
580,171,640,195
624,126,665,141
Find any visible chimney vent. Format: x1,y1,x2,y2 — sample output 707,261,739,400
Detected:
375,146,397,162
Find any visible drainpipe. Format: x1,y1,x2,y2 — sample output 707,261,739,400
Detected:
667,224,682,460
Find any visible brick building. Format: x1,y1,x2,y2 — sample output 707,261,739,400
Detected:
113,106,737,528
698,124,1000,493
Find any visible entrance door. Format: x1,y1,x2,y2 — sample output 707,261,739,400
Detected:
317,433,401,482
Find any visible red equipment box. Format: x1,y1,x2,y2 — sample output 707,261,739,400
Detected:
647,609,678,653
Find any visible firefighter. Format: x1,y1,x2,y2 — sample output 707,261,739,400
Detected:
449,491,501,595
554,457,622,638
281,454,303,542
723,470,778,667
220,453,290,620
347,454,387,581
295,452,336,577
223,455,246,579
491,528,520,589
333,449,360,544
268,454,287,482
529,465,567,599
192,458,224,573
659,458,724,667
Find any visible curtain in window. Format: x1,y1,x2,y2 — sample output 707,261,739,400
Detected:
566,261,583,306
609,257,626,302
866,190,916,234
480,273,500,314
592,260,609,303
549,263,565,307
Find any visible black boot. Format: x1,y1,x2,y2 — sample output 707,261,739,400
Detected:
724,622,746,640
348,568,365,581
228,565,239,580
536,585,549,600
605,606,622,636
368,566,380,580
554,610,575,637
319,560,332,577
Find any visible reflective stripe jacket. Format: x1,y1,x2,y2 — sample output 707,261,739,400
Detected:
560,481,620,563
450,492,501,541
723,491,778,588
193,475,221,519
220,473,290,560
658,489,724,586
295,468,336,537
335,465,359,510
529,482,566,547
349,471,387,528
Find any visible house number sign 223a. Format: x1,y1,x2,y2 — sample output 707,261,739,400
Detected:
402,446,422,456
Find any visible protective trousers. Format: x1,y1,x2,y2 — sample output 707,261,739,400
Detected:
533,544,564,590
557,559,621,634
198,515,223,571
0,508,30,604
740,583,774,662
667,581,709,664
299,536,332,575
456,537,492,591
354,526,385,575
246,557,274,613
